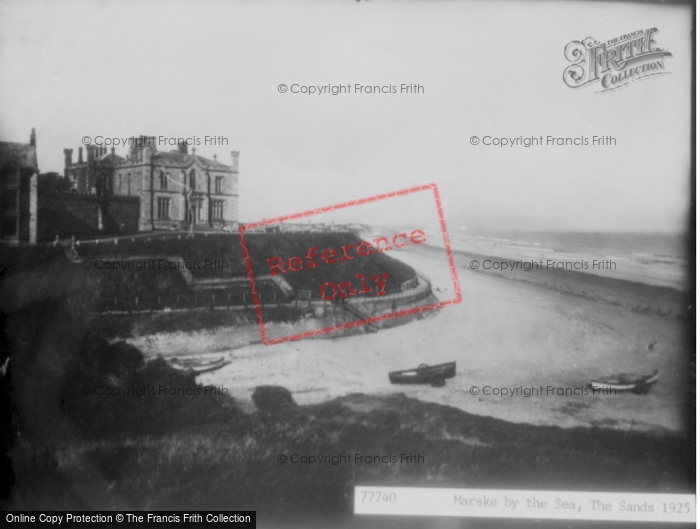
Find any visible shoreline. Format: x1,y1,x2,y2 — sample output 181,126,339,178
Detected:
424,231,688,292
115,238,691,434
417,242,688,321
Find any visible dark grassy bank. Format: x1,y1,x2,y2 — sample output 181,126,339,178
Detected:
74,232,247,279
7,379,695,513
0,243,189,316
243,232,416,296
72,232,417,296
2,233,418,315
1,231,419,327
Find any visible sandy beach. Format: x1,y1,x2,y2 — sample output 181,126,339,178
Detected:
126,235,691,434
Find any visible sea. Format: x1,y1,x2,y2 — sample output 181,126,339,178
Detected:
462,231,688,260
420,230,690,291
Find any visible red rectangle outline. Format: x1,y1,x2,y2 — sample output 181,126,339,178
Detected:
238,182,462,345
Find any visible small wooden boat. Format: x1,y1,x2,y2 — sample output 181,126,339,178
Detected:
169,356,230,374
590,369,659,394
389,361,456,387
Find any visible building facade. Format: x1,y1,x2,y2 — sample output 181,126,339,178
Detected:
0,129,38,244
63,136,239,232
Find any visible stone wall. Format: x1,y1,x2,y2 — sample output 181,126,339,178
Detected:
37,192,139,241
38,192,98,241
312,282,440,338
100,195,140,234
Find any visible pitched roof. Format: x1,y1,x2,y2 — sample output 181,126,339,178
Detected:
153,151,231,170
0,141,37,170
98,152,126,164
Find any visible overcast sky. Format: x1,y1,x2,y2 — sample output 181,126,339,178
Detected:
0,0,691,233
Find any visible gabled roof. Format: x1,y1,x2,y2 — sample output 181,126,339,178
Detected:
0,141,37,170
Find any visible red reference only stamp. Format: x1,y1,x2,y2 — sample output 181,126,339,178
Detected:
266,229,428,301
238,183,461,345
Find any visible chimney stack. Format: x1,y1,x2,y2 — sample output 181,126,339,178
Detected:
230,151,239,173
63,148,73,169
78,147,84,164
178,139,188,154
30,128,36,147
139,135,146,162
86,145,96,190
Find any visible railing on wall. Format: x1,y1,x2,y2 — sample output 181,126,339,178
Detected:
378,273,432,302
69,230,228,248
95,273,433,316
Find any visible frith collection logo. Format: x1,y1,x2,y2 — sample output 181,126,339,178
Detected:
563,28,672,93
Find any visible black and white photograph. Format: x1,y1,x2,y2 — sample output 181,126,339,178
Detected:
0,0,695,527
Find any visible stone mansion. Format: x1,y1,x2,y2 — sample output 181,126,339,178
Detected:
62,136,239,232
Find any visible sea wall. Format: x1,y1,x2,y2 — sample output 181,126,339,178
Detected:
311,286,440,339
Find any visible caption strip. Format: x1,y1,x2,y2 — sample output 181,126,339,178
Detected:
6,511,255,525
354,486,695,522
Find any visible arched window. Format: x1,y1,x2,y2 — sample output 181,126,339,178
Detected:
159,171,168,190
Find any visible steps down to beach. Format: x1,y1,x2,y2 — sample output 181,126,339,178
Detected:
341,301,379,332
